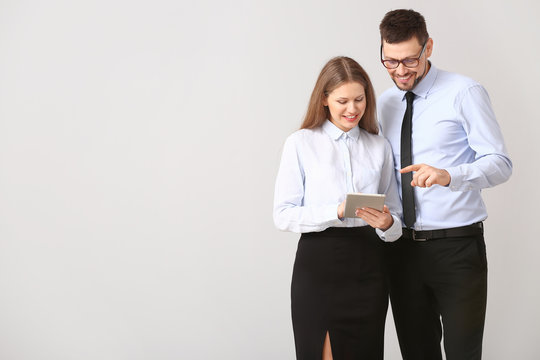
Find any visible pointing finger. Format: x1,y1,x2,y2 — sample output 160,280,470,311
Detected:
400,164,421,174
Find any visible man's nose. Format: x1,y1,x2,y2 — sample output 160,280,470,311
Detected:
396,62,408,74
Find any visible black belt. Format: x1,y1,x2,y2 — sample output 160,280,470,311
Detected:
402,222,483,241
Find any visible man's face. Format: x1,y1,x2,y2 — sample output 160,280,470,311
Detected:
381,37,432,91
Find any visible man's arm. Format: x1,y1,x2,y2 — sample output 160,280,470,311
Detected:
402,84,512,190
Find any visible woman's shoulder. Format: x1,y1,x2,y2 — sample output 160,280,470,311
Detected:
359,128,386,142
285,127,323,143
359,128,393,150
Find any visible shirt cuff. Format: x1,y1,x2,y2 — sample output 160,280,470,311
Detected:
446,166,474,191
375,214,402,242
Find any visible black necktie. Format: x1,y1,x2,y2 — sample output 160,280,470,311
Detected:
401,91,416,228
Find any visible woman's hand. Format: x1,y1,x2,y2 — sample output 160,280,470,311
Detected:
337,200,346,220
355,205,394,231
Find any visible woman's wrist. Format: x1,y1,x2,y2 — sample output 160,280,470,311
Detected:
379,214,394,232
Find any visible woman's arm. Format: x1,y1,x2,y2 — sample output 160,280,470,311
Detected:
273,135,343,233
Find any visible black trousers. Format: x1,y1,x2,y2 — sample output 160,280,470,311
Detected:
291,227,388,360
385,233,488,360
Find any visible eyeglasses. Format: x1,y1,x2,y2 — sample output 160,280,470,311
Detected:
380,41,427,69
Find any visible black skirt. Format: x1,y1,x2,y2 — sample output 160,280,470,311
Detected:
291,226,388,360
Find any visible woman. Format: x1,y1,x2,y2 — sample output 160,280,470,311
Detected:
273,56,402,360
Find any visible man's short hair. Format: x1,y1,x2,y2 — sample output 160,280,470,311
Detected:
380,9,429,45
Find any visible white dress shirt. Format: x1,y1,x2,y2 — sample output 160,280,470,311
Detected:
273,120,402,242
378,64,513,230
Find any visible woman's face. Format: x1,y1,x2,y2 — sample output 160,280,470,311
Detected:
323,82,366,132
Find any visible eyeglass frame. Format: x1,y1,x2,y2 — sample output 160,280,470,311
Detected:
380,40,428,69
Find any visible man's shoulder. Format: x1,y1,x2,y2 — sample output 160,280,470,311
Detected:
378,86,402,105
435,68,481,90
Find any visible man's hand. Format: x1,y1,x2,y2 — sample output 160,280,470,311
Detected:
400,163,451,188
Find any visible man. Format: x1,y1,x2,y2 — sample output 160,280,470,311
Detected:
377,9,512,360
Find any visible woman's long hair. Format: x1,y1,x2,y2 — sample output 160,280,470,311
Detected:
300,56,378,134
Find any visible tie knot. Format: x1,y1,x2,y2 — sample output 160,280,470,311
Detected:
405,91,415,104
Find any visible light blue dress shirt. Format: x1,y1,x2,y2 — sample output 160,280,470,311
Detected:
273,120,402,241
378,64,512,230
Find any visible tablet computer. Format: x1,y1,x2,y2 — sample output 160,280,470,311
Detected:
344,193,386,218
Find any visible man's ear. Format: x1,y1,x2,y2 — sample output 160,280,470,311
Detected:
425,38,434,58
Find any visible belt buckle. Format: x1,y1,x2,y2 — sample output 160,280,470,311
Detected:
412,230,426,242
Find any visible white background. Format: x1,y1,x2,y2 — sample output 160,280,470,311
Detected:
0,0,539,359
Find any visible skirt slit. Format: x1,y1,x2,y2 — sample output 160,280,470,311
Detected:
291,226,388,360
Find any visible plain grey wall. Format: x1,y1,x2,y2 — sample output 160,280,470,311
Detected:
0,0,538,359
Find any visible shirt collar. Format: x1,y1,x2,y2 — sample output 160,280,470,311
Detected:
400,62,438,101
322,120,360,141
